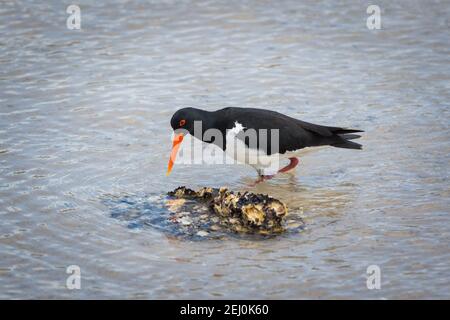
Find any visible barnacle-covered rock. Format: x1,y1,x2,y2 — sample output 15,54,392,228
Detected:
210,188,287,232
166,186,289,234
167,186,198,198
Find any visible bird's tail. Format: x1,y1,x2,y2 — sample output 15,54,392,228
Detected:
331,140,362,150
338,133,361,140
331,131,363,150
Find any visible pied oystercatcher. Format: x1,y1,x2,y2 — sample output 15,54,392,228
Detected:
167,107,363,182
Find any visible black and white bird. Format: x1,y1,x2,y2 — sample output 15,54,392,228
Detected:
167,107,363,182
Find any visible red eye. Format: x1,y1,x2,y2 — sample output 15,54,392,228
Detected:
179,119,186,127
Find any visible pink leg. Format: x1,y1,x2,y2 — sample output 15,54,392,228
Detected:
251,158,299,185
278,157,299,173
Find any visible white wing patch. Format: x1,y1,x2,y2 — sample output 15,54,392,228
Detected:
229,121,246,135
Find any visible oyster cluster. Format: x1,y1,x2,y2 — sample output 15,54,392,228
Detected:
167,186,288,234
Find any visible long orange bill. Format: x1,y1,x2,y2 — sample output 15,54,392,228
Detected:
166,133,184,176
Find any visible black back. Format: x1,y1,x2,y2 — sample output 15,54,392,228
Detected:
210,107,363,155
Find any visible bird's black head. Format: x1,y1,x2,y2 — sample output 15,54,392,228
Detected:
170,107,210,136
167,107,213,176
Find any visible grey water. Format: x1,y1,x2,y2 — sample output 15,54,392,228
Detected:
0,0,449,299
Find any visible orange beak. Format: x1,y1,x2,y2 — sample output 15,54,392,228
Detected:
166,133,184,176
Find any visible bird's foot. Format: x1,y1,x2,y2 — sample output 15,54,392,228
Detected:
250,174,274,186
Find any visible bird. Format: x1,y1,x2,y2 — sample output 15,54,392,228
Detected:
167,107,363,183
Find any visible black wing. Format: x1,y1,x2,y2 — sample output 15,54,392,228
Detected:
217,107,363,155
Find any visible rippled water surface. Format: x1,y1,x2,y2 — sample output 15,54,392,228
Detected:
1,0,449,299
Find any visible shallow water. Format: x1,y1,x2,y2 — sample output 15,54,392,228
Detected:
1,0,449,299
